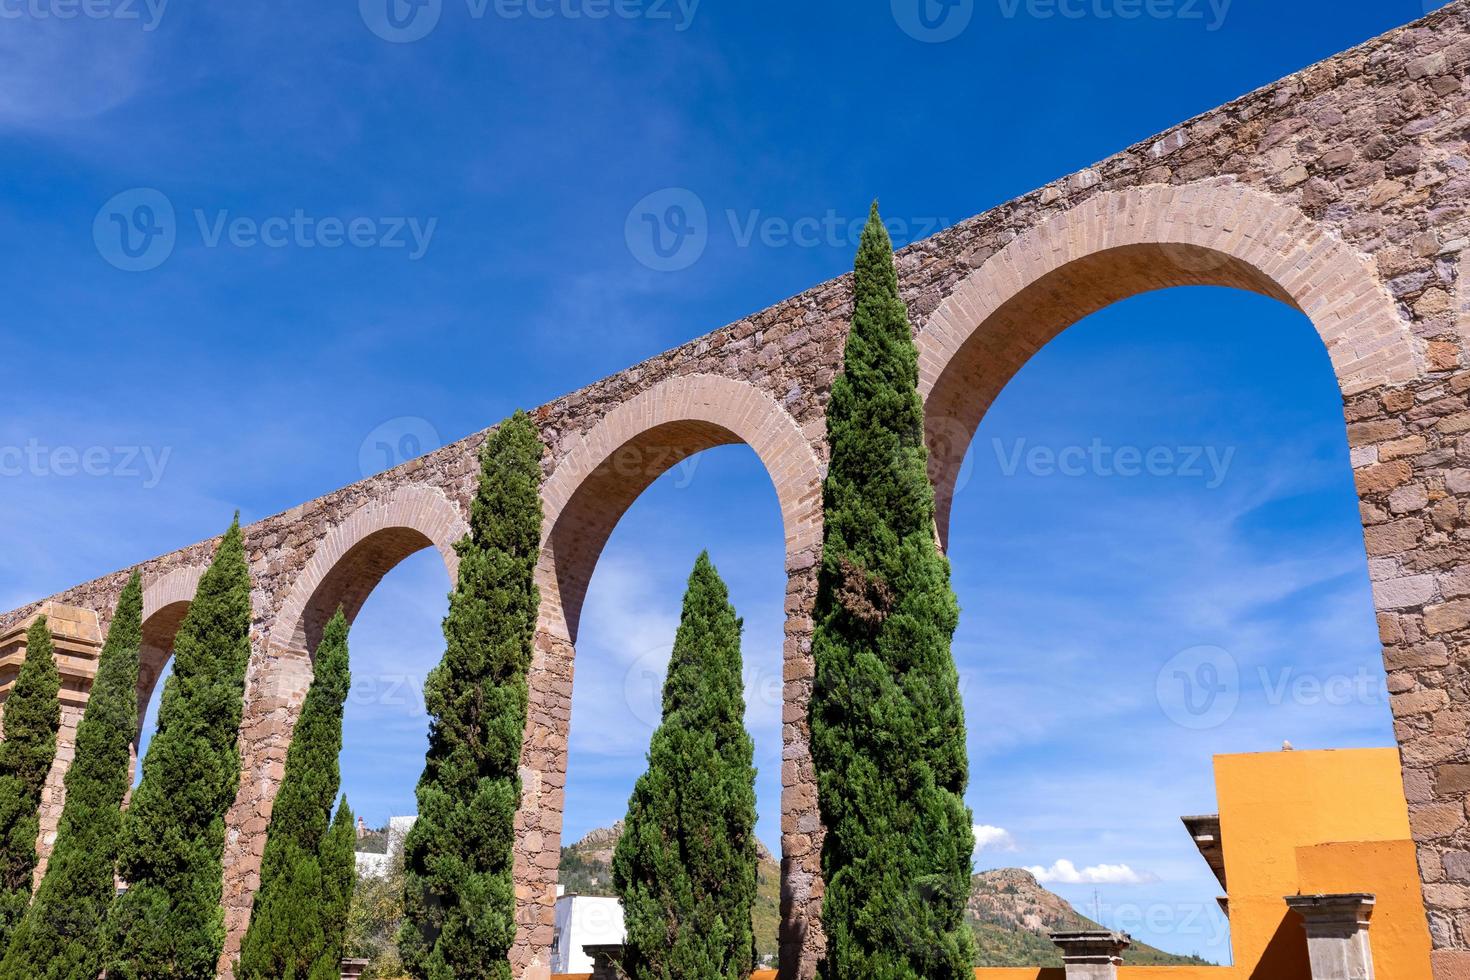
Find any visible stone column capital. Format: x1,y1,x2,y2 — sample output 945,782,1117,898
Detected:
1050,929,1132,978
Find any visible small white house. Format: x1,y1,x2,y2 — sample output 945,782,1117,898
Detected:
354,814,418,880
550,893,626,974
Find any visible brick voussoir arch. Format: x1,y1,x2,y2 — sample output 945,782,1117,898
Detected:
538,372,825,641
919,180,1417,402
266,482,468,655
141,563,207,625
917,179,1420,544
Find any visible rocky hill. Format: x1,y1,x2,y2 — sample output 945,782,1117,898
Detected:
560,826,1211,968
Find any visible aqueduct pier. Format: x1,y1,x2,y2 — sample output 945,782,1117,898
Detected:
4,4,1470,977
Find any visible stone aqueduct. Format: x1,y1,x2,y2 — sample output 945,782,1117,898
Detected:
3,4,1470,977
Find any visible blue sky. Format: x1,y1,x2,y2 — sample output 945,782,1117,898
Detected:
0,0,1446,964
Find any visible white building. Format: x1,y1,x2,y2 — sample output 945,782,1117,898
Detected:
550,890,626,974
355,814,418,879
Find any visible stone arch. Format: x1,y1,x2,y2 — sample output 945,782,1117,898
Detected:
267,483,468,656
513,373,825,979
918,179,1419,544
221,483,468,975
138,564,205,726
539,373,824,642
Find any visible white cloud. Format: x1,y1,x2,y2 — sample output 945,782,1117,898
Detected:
972,824,1017,853
1026,859,1155,885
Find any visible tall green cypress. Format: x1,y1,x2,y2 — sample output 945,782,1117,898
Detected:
105,516,253,980
310,797,358,980
399,411,544,980
0,574,142,980
612,552,758,980
238,608,354,980
0,616,62,950
810,204,977,979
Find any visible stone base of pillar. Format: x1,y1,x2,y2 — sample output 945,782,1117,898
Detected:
583,943,623,979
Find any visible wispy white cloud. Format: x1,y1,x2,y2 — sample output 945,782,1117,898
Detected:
0,18,154,129
1026,860,1156,885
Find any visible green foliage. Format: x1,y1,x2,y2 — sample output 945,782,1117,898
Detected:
105,516,253,980
811,204,977,979
0,574,143,980
346,850,407,979
399,411,544,980
0,616,62,949
238,610,355,980
612,553,759,980
317,799,358,975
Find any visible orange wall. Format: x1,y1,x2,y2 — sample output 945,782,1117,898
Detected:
1296,839,1433,979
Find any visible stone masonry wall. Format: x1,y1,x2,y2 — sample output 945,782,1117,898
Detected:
3,3,1470,976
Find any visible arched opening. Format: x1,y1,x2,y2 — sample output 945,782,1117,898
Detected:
525,374,824,978
134,567,205,780
218,484,467,972
560,443,788,971
918,184,1419,973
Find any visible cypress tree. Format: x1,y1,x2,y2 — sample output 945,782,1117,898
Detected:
104,516,253,980
0,574,142,980
238,609,355,980
0,616,62,950
310,797,358,980
399,411,544,980
612,552,758,980
810,204,977,978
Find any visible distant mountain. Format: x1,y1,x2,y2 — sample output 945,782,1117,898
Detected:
968,868,1212,967
559,826,1211,969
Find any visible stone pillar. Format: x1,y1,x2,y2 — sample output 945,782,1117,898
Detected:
509,627,575,980
779,555,823,979
0,603,103,887
1348,372,1470,979
217,635,315,978
1285,894,1376,980
1049,930,1131,980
